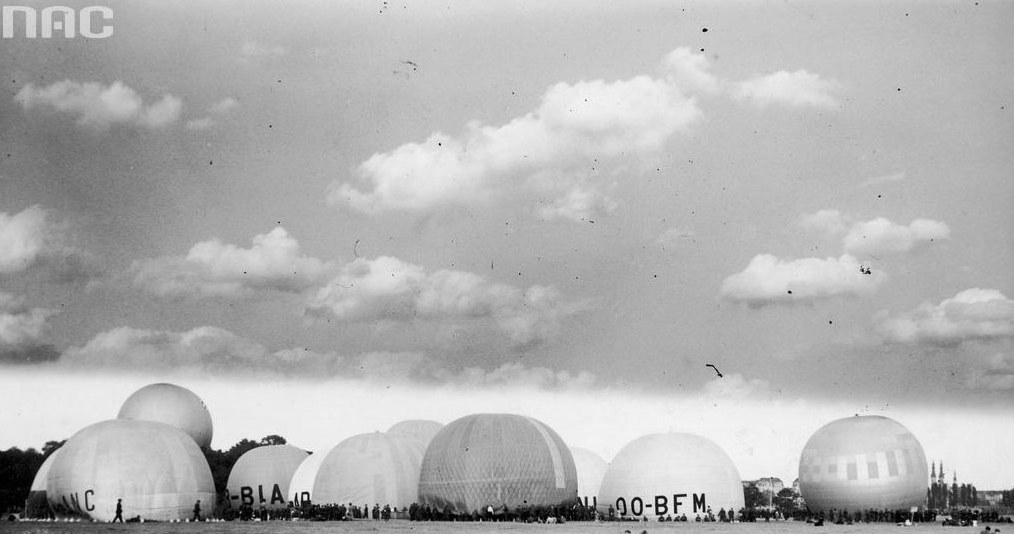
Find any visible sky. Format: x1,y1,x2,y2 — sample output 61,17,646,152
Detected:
0,0,1012,489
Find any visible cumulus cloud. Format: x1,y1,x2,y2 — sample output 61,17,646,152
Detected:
330,48,711,221
61,325,594,388
209,97,239,115
0,205,98,281
700,373,774,402
733,70,840,109
799,209,850,236
536,183,618,222
842,217,949,256
660,48,721,95
455,362,596,390
131,227,333,298
63,326,281,373
875,288,1014,345
799,210,949,256
0,205,52,274
306,256,581,348
967,353,1014,391
15,80,181,130
186,97,240,131
0,292,57,354
720,253,884,307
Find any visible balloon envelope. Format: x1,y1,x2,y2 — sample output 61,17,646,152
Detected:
25,448,61,518
387,419,444,447
798,415,928,512
227,444,307,511
118,383,213,448
598,433,744,519
46,419,214,522
313,432,425,508
418,413,578,514
570,447,608,507
288,452,327,506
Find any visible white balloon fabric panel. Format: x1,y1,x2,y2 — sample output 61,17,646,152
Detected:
288,452,327,506
570,447,608,507
46,419,215,522
387,419,444,446
118,383,214,449
798,415,928,512
227,444,308,511
598,433,744,519
312,432,425,508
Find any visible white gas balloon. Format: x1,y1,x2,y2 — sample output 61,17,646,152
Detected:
288,452,327,506
313,432,425,508
418,413,579,514
227,444,307,512
25,448,61,518
118,383,213,448
387,419,444,446
571,447,608,508
598,433,744,519
47,419,215,522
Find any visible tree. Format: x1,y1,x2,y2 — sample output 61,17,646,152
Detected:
743,483,766,510
772,488,798,516
259,435,287,446
203,438,261,495
41,440,65,458
0,446,45,513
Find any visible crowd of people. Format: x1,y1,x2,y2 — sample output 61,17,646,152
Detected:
277,501,595,523
214,499,1012,526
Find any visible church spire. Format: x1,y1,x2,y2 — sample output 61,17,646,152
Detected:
931,461,936,479
939,461,945,483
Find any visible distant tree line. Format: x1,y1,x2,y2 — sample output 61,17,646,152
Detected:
0,434,287,515
0,441,64,513
742,481,803,518
928,480,978,509
1002,489,1014,508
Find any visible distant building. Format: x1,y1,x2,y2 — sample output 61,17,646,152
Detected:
755,477,785,496
976,491,1003,508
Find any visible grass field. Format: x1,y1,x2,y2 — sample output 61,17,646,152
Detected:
0,520,1001,534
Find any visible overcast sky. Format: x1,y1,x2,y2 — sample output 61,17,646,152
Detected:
1,0,1011,488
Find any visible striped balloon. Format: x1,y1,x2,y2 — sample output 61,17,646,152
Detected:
798,415,928,512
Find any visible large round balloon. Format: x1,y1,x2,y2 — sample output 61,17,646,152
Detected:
598,433,744,519
227,444,307,511
118,383,214,448
570,447,608,508
46,419,215,522
387,419,444,446
288,452,327,506
313,432,425,508
25,448,61,519
798,415,928,512
418,413,578,514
